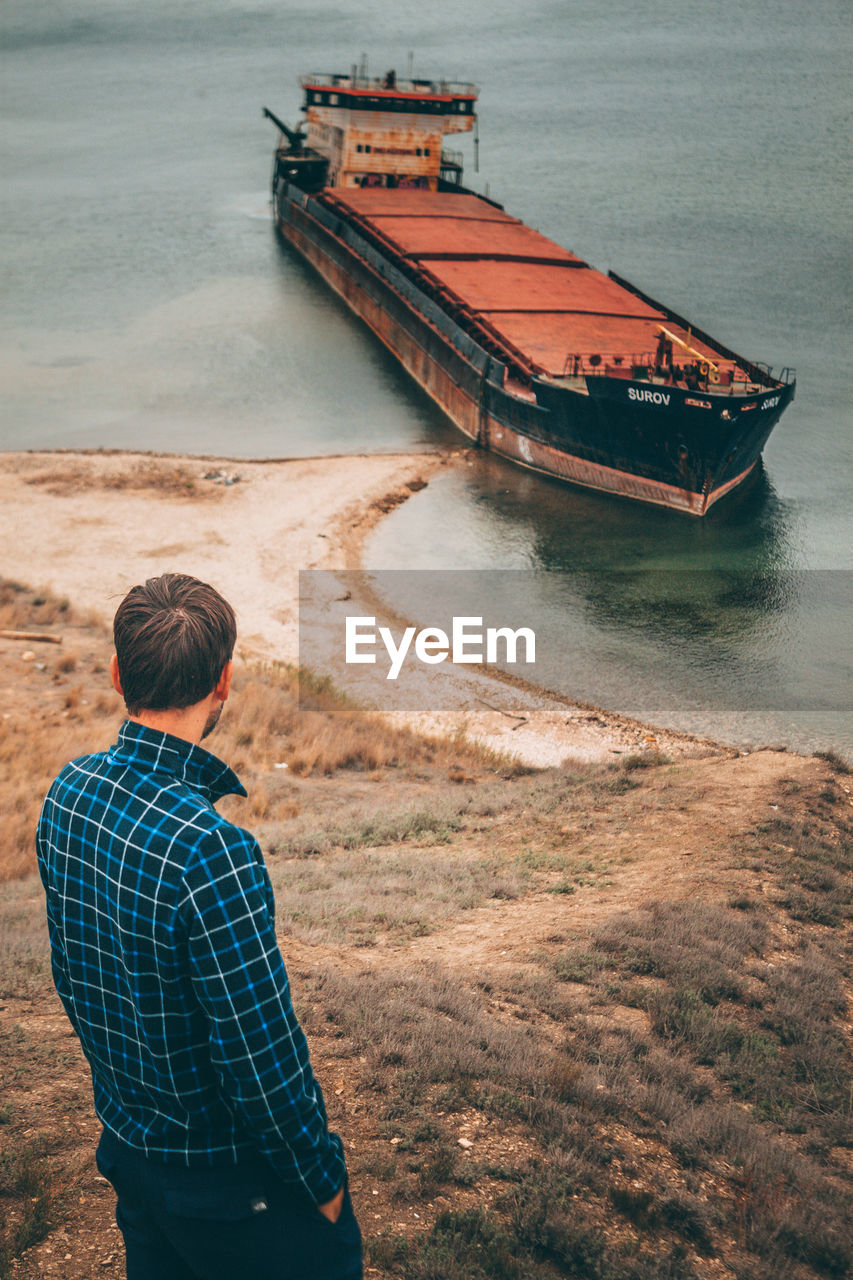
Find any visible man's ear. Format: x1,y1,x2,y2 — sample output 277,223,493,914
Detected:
109,654,124,696
214,660,233,703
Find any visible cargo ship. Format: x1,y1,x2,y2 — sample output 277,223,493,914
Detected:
264,67,795,515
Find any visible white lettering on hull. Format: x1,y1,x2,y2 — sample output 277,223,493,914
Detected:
627,388,671,406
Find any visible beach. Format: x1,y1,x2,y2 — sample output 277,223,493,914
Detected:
0,448,723,766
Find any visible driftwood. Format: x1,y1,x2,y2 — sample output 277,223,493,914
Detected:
0,630,63,644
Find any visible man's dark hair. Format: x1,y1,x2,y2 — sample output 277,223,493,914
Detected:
113,574,236,714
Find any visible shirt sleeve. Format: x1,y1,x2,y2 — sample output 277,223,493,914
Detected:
36,799,82,1042
180,825,346,1205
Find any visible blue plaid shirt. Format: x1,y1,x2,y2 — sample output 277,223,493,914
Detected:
36,720,346,1205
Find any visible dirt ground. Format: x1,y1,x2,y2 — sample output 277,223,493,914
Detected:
1,683,839,1278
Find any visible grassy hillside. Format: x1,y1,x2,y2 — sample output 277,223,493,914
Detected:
1,581,850,1279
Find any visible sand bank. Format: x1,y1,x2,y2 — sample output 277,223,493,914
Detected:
0,448,446,654
1,449,721,766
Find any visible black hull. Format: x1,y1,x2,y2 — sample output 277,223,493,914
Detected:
273,181,794,515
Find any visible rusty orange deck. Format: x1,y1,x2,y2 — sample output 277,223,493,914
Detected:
322,188,744,380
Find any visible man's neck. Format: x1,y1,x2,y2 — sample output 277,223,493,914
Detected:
129,705,210,747
112,658,231,748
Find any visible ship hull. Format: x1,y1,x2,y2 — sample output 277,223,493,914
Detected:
273,181,794,515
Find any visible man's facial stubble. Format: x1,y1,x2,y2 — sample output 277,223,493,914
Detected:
201,702,224,740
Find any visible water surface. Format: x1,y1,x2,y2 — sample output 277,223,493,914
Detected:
2,0,850,749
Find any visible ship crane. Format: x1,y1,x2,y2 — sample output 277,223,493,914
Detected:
262,106,306,154
656,324,719,373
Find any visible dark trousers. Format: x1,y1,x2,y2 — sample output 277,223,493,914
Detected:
96,1128,363,1280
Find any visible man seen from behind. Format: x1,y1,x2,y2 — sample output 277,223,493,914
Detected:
36,573,362,1280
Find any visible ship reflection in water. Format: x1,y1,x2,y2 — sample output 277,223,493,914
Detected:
365,455,852,757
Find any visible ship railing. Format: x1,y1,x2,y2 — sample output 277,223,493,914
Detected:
302,72,478,97
560,351,773,394
752,361,796,386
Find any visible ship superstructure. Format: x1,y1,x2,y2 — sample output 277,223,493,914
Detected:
264,67,795,514
302,68,476,190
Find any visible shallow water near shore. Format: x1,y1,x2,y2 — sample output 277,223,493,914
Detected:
365,468,853,755
1,0,850,752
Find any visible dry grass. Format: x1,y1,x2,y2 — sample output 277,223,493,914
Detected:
21,457,219,499
0,880,51,1000
270,845,527,948
298,879,851,1278
0,580,524,883
813,749,851,775
0,579,72,630
283,763,850,1280
219,663,524,786
0,1010,97,1280
0,1136,65,1280
0,583,121,881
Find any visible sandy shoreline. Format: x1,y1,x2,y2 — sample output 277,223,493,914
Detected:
0,447,449,654
1,448,722,766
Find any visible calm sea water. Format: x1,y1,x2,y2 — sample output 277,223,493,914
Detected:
2,0,850,752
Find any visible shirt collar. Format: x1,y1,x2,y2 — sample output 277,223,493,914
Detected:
111,720,247,803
